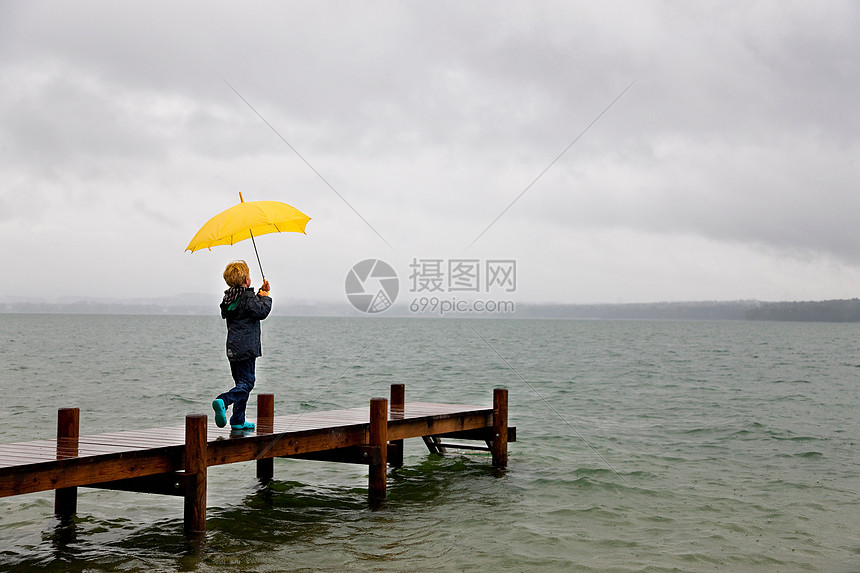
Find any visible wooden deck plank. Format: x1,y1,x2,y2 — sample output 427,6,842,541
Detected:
0,454,59,468
80,432,186,444
81,431,187,446
1,440,160,458
0,443,121,462
0,445,73,459
77,437,184,450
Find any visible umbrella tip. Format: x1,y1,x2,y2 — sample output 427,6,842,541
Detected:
239,192,244,203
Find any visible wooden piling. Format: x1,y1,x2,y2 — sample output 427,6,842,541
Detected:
368,397,388,505
491,388,508,468
388,384,405,468
54,407,79,517
183,414,207,533
256,393,275,482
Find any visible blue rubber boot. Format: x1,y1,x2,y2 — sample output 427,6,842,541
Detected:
212,399,228,428
231,421,255,431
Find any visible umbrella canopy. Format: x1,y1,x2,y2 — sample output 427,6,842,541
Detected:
185,193,310,278
186,196,310,252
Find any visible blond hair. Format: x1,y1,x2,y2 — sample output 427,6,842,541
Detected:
223,260,250,288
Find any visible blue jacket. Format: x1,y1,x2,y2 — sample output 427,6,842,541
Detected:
220,287,272,362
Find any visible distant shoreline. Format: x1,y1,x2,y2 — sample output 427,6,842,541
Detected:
2,298,859,322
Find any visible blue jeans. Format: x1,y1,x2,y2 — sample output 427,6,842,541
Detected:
218,358,256,426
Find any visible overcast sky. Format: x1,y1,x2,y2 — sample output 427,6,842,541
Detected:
1,1,858,306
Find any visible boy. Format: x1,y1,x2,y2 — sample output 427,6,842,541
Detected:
212,260,272,431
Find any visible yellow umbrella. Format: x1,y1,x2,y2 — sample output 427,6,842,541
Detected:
185,193,310,279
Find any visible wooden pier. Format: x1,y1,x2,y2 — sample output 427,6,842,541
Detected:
0,385,514,533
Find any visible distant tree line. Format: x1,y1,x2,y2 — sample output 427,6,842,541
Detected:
515,301,756,321
745,299,860,322
4,298,860,321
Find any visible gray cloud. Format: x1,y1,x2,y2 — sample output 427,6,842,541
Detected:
1,1,858,302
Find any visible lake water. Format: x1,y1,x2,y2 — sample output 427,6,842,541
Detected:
1,314,858,572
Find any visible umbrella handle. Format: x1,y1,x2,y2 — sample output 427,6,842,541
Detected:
249,230,265,281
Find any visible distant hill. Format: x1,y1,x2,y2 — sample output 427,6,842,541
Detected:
744,298,860,322
2,297,859,322
0,295,351,317
513,300,758,321
517,299,860,322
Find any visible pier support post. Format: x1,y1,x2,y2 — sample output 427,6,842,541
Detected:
388,384,404,468
184,414,208,534
54,407,80,518
491,388,509,468
368,397,388,506
256,393,275,482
